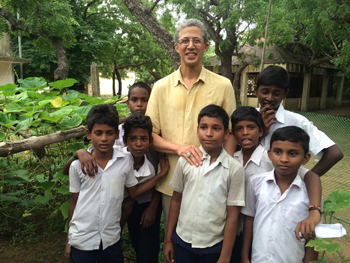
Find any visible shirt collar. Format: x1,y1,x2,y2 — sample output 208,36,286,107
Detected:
199,145,229,169
233,144,265,167
265,169,303,189
174,66,206,88
275,104,285,124
134,154,152,178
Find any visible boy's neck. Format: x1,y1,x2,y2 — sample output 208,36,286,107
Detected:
91,149,114,170
133,155,145,171
274,170,298,195
242,144,258,166
204,147,222,165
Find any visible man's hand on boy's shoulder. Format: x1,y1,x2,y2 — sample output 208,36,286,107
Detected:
176,145,203,166
260,105,277,137
76,149,98,178
295,210,322,241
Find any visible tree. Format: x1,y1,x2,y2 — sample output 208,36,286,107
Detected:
122,0,264,103
0,0,76,80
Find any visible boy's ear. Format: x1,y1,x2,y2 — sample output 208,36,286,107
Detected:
283,89,289,99
115,129,119,140
224,129,230,141
302,152,311,165
123,135,127,146
267,149,271,160
126,99,130,109
258,128,263,138
86,129,91,140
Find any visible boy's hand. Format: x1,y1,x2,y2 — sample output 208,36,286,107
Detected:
240,258,251,263
64,244,71,262
260,105,277,137
163,242,175,263
159,154,170,175
295,210,321,241
177,145,203,166
140,206,156,229
76,149,98,177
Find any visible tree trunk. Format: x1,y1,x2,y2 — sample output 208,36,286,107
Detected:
112,69,116,97
116,69,122,97
122,0,180,69
232,61,249,105
90,62,100,97
50,36,69,81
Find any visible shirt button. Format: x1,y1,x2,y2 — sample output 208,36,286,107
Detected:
185,125,188,128
187,109,189,112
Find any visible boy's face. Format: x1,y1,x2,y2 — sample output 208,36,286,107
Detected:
255,85,288,110
233,120,263,150
86,124,118,154
127,87,150,115
124,128,151,159
197,116,229,154
268,140,310,178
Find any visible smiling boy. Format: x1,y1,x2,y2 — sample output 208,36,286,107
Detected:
163,105,245,263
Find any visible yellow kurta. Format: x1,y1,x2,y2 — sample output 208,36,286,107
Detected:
146,66,236,196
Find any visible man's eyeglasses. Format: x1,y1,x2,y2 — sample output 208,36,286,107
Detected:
178,38,203,46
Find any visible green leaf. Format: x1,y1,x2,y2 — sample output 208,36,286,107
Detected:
85,97,106,104
9,170,31,182
306,238,342,254
49,108,73,116
0,132,5,142
49,79,77,91
59,114,83,129
35,190,53,205
27,91,43,100
14,117,33,133
68,142,86,153
0,194,20,202
54,170,69,183
0,112,18,128
0,83,18,91
324,189,350,213
75,105,93,116
37,182,56,190
4,103,22,113
40,111,63,123
59,201,70,220
57,185,69,195
18,77,47,90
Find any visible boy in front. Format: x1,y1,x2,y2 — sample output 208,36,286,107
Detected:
163,105,245,263
65,104,138,263
241,126,318,263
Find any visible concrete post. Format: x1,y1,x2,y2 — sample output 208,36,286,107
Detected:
90,62,100,97
301,73,311,111
335,76,344,107
240,71,248,106
320,75,329,110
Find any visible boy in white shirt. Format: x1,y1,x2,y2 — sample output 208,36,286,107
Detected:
241,126,319,263
163,105,245,263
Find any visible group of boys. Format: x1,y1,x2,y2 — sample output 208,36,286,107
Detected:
63,19,343,263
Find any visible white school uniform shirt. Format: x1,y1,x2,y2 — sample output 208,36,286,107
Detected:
257,104,335,157
114,123,125,147
121,147,156,204
68,148,138,250
241,170,309,263
170,146,245,248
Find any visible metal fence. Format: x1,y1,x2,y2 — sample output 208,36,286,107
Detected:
293,111,350,234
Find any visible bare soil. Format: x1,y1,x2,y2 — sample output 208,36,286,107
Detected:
1,105,349,263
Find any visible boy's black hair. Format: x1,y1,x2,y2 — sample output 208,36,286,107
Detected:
256,65,290,91
197,104,229,131
86,104,119,132
231,106,264,132
128,82,152,98
270,126,310,154
123,113,153,140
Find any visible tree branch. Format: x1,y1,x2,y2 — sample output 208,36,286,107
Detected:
150,0,161,12
115,55,159,69
83,0,99,18
0,8,29,32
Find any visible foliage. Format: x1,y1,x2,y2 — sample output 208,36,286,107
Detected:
0,78,129,241
306,190,350,263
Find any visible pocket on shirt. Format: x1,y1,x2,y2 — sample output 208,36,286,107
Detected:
282,206,309,232
109,179,124,199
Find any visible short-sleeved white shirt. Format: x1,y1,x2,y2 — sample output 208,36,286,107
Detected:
241,170,309,263
68,148,138,250
170,146,245,248
257,105,335,157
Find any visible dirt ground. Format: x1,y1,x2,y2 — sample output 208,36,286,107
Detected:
0,106,349,263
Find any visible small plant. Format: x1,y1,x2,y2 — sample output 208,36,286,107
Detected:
307,189,350,263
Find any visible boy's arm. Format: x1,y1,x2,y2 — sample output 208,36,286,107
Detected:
296,169,322,241
127,155,169,199
217,205,241,263
241,215,254,263
164,191,182,263
140,190,161,229
64,193,79,262
120,196,136,230
311,145,343,177
63,149,97,177
304,245,318,263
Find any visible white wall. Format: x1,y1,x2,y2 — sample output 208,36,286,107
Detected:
99,71,136,97
0,63,14,85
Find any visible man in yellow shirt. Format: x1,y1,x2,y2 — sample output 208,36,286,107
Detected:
145,18,237,231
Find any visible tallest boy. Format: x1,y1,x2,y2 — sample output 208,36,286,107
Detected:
146,19,236,230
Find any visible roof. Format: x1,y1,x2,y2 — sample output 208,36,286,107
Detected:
206,44,336,69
